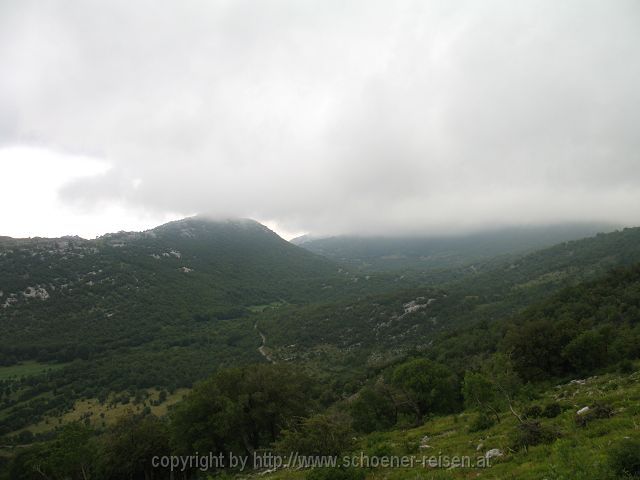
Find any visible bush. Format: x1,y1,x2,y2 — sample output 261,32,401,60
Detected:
524,405,543,419
542,402,563,418
276,413,355,457
608,436,640,478
562,330,608,374
618,359,635,374
350,386,397,433
468,413,496,432
546,439,615,480
512,421,559,450
391,358,461,421
575,402,614,427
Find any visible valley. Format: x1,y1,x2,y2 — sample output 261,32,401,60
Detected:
1,218,639,479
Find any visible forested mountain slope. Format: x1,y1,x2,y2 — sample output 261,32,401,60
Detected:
0,217,339,364
2,221,640,474
260,227,640,375
4,241,640,479
0,217,351,434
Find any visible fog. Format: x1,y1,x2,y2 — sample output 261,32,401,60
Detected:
1,0,639,237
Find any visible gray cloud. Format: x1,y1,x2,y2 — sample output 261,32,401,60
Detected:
2,0,640,235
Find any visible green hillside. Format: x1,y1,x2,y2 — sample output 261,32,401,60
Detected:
0,217,347,436
2,223,640,479
258,227,640,378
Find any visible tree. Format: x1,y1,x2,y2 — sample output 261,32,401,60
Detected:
276,412,354,457
349,384,397,433
462,371,501,423
48,423,97,480
98,413,171,480
169,380,240,456
391,358,460,422
562,330,608,373
170,363,314,456
8,423,97,480
484,353,523,423
8,444,52,480
503,318,575,381
463,353,524,424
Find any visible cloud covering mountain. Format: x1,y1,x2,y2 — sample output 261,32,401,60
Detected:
1,0,639,236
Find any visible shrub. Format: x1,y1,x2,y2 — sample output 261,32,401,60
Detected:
350,386,397,433
618,359,635,374
468,413,496,432
524,405,543,419
546,439,615,480
562,330,608,374
608,436,640,478
575,402,614,427
276,412,355,457
542,402,563,418
391,358,460,421
512,421,559,450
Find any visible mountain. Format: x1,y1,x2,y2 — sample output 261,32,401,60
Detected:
1,216,336,307
259,226,640,373
0,216,343,362
2,219,640,465
292,223,618,271
0,217,353,434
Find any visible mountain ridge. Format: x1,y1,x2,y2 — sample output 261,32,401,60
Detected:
293,223,621,271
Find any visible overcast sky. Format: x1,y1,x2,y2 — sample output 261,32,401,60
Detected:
1,0,639,239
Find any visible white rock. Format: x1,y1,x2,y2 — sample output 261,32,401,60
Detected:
485,449,503,460
419,435,431,448
2,297,18,308
23,286,49,300
577,406,590,415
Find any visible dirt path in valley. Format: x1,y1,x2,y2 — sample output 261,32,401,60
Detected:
254,321,275,363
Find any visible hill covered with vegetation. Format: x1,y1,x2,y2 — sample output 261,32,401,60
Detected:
1,223,640,479
0,217,351,436
259,227,640,377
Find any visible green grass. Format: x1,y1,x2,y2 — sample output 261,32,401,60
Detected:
264,368,640,479
10,388,190,436
0,361,65,380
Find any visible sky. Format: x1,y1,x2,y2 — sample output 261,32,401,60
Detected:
1,0,639,240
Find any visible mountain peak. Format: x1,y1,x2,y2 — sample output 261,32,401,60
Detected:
149,216,278,240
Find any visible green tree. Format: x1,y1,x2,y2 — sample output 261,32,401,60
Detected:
463,353,524,424
484,353,523,423
170,363,314,456
562,330,608,373
98,413,171,480
391,358,459,422
349,384,397,433
504,318,575,381
462,371,501,423
276,412,354,457
8,423,97,480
